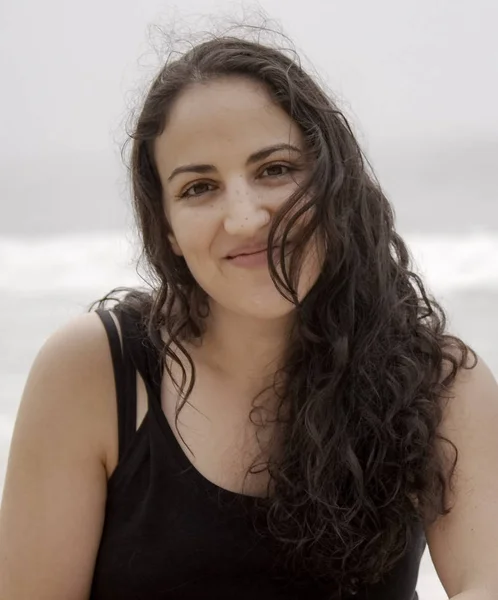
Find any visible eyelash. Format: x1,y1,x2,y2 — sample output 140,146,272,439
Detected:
178,163,297,199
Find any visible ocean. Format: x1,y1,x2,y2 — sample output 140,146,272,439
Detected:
1,230,498,599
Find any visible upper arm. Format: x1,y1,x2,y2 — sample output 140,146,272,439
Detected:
426,353,498,598
0,312,116,600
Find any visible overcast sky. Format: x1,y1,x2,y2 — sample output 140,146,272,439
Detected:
1,0,497,235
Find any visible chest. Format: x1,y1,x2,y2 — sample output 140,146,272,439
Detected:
159,363,280,498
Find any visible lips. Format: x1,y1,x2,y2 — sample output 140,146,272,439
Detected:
227,245,269,259
229,246,286,259
226,243,293,260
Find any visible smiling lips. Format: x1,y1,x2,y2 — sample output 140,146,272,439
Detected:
226,244,289,268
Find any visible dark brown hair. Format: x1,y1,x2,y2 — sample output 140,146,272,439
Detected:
91,33,475,595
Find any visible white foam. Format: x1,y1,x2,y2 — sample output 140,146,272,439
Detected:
0,232,142,296
1,231,497,295
406,232,498,293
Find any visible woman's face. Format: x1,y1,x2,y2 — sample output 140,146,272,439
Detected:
154,76,322,321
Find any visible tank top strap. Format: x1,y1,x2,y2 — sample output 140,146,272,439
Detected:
117,306,164,405
95,307,138,461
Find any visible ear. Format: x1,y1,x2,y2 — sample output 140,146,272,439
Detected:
168,233,183,256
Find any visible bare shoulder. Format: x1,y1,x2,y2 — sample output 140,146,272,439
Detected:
439,344,496,421
0,310,119,599
437,348,498,464
435,342,497,455
425,349,498,596
19,311,118,467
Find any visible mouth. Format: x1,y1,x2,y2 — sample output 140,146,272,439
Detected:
227,244,292,260
228,248,269,260
225,244,293,269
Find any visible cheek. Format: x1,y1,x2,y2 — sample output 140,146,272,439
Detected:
169,209,217,263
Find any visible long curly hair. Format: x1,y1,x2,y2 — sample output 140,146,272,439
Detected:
90,33,476,595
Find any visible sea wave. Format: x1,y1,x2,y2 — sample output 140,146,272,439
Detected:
1,231,497,295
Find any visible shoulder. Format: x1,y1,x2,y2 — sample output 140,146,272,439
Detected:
36,309,112,354
434,343,497,465
31,310,117,392
439,347,497,435
425,349,498,595
0,311,118,598
20,310,119,469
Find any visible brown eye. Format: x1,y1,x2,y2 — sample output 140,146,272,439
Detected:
180,182,216,198
261,164,294,178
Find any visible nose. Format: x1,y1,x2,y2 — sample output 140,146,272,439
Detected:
223,181,271,236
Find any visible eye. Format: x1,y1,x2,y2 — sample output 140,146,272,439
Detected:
260,163,295,178
179,181,216,199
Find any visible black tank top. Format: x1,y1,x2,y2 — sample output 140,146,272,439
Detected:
90,306,426,600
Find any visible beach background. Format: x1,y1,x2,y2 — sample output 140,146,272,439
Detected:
1,0,497,597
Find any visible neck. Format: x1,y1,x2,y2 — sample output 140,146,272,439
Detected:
199,302,293,384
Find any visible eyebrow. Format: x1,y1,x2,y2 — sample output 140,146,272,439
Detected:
166,143,302,183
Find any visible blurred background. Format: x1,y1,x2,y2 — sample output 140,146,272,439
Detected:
1,1,497,597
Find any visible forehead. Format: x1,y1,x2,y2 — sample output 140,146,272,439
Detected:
154,77,303,167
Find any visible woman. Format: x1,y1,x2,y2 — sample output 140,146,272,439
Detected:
1,35,497,600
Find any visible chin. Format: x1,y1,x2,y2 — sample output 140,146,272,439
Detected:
203,269,320,322
221,293,297,321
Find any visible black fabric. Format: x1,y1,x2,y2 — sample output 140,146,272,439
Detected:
90,306,426,599
95,309,137,460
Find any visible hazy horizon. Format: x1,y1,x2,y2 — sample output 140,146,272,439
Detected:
2,0,497,238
